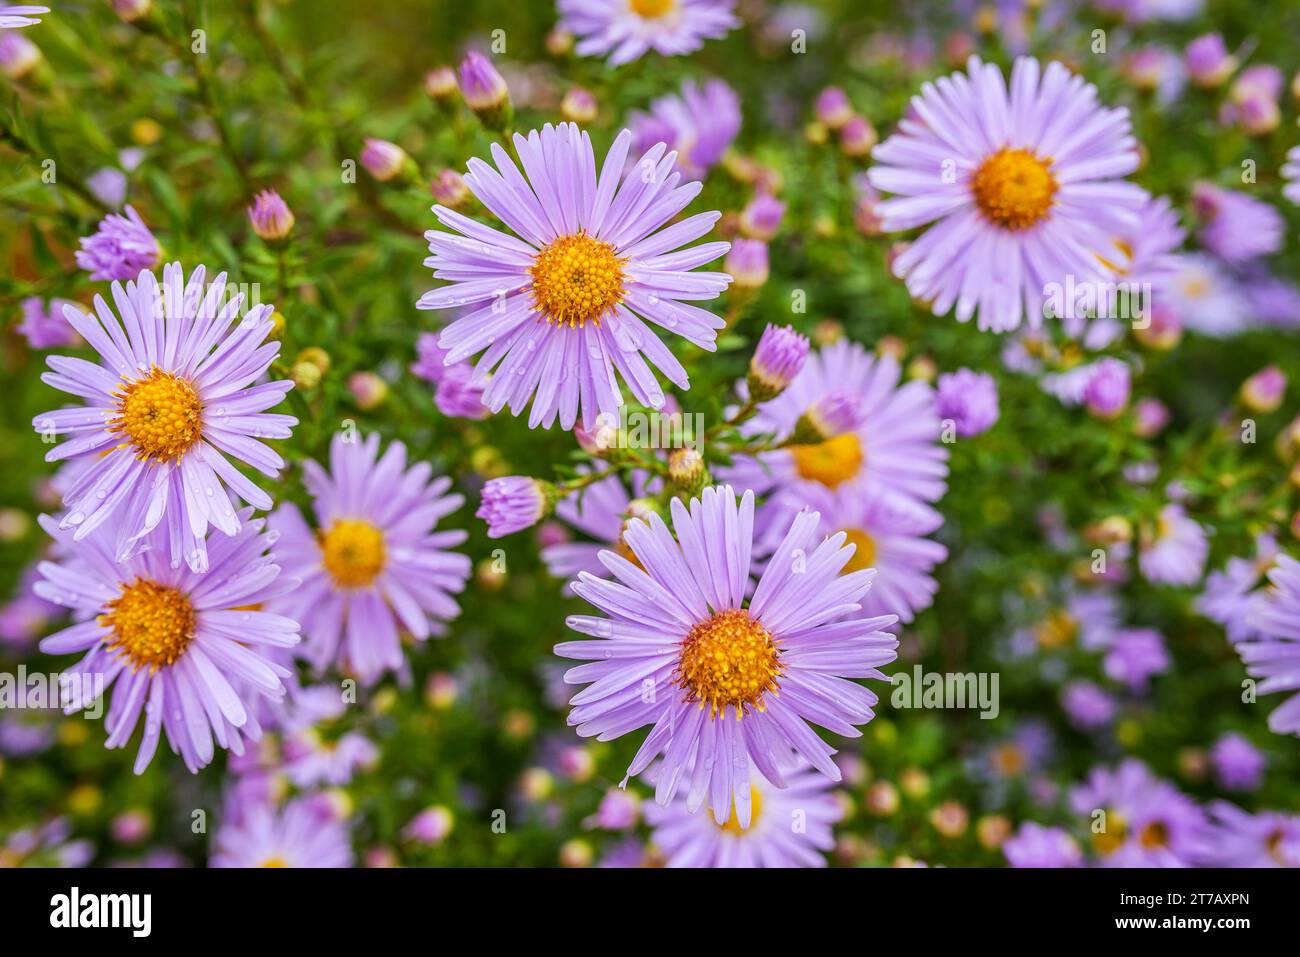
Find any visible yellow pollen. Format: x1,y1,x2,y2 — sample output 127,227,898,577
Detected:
717,784,765,835
529,231,626,327
971,147,1058,230
1180,274,1210,299
1097,238,1134,275
320,519,387,589
676,609,782,719
630,0,676,18
99,579,196,672
840,528,878,575
789,432,864,489
109,367,204,463
260,856,290,868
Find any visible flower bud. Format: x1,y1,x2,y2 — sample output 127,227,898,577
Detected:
247,189,295,243
725,238,769,289
748,324,809,402
560,86,597,124
1241,365,1286,413
458,51,512,132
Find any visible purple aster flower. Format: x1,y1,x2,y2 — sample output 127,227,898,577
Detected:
936,368,999,436
1192,182,1283,264
1247,272,1300,328
555,486,899,827
211,798,352,868
410,333,489,419
2,819,93,868
868,56,1145,332
1105,194,1187,296
1163,253,1249,337
74,205,161,281
1197,533,1278,644
17,296,80,349
33,263,296,573
629,79,741,181
1197,802,1300,867
1103,628,1170,692
0,5,48,28
284,729,379,787
722,340,948,520
1003,822,1083,868
1069,759,1208,867
1210,732,1267,792
418,122,731,431
268,431,471,685
644,760,843,867
1139,504,1207,586
557,0,739,67
1243,555,1300,736
1082,359,1130,420
756,485,946,624
1061,680,1117,731
478,476,554,539
748,323,809,401
1185,33,1236,87
1283,147,1300,206
33,511,300,774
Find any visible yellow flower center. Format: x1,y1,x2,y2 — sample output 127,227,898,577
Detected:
99,579,196,672
320,519,387,589
260,856,290,868
971,147,1058,230
676,609,782,719
109,367,204,463
789,432,864,489
630,0,676,18
1097,238,1134,276
529,231,626,327
840,528,878,574
991,743,1026,777
717,784,765,835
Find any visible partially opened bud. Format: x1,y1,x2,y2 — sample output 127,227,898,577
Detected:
560,86,597,124
739,192,785,241
247,189,295,243
814,86,853,129
725,238,769,289
0,30,40,81
478,477,556,538
429,169,470,208
424,66,458,102
839,115,878,158
361,138,414,183
113,0,152,23
458,51,512,132
792,392,861,444
748,324,809,401
667,447,710,498
1241,365,1286,413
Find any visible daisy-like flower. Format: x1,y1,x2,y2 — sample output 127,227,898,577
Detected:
211,798,352,868
17,296,80,350
1138,503,1207,586
75,206,161,282
1192,182,1283,264
1196,532,1278,643
868,56,1145,332
1102,628,1169,692
722,340,948,518
410,332,489,420
757,485,946,624
1002,822,1083,868
0,5,48,28
418,122,731,431
33,263,296,573
935,367,999,436
1069,759,1208,867
268,431,471,685
629,79,742,182
644,760,842,867
1243,555,1300,736
1163,253,1249,337
283,729,379,788
33,511,300,774
557,0,739,67
1197,803,1300,867
1100,193,1187,296
1210,732,1266,792
554,486,899,826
